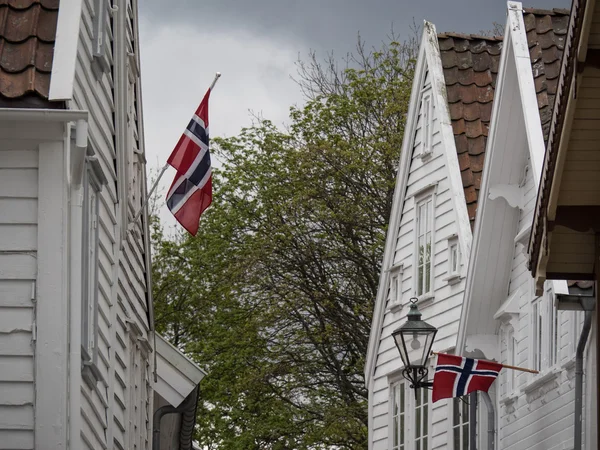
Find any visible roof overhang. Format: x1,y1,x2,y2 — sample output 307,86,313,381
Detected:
457,2,550,355
529,0,600,293
155,333,206,408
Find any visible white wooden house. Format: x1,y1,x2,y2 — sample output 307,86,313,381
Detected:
457,3,597,450
364,4,589,450
365,19,502,450
0,1,203,449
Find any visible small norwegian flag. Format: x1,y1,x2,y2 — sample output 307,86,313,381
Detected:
166,88,212,235
432,353,502,403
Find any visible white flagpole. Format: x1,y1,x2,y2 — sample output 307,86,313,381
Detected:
130,72,222,227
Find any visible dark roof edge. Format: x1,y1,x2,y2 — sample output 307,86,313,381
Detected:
179,385,200,450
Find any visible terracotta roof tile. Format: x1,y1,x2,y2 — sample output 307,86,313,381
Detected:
0,0,61,107
437,8,569,229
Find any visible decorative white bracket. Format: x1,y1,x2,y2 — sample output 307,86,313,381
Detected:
488,184,525,210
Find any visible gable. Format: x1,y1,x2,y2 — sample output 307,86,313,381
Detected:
365,21,473,387
0,0,63,108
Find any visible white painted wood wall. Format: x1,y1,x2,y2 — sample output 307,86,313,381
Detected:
71,0,152,449
0,147,38,449
370,67,470,450
494,157,588,450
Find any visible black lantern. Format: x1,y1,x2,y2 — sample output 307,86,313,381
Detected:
391,298,437,392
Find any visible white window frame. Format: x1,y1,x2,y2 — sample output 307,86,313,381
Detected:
414,191,435,300
389,380,431,450
451,396,470,450
81,162,102,387
420,91,433,160
500,325,517,397
531,287,559,374
388,264,404,313
444,235,461,285
92,0,110,72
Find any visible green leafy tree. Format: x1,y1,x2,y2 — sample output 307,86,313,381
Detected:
152,34,417,449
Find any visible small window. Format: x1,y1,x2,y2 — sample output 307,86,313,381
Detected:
531,289,558,373
415,195,434,298
391,381,406,450
452,397,469,450
415,385,429,450
92,0,110,72
389,264,404,312
503,327,516,394
446,236,461,284
421,93,433,158
82,165,101,376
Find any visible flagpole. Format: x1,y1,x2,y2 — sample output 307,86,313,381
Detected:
131,162,169,225
209,72,221,91
431,351,539,374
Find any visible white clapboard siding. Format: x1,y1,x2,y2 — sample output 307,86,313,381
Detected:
0,148,38,450
71,0,152,448
496,157,581,450
371,66,470,450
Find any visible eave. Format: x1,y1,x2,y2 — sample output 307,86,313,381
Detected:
529,0,600,292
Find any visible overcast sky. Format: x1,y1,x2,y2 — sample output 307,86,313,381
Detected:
138,0,570,231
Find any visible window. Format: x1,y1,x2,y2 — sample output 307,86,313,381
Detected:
414,386,429,450
503,327,516,395
92,0,110,72
446,235,460,284
128,327,152,449
452,397,469,450
531,289,558,372
390,381,430,450
421,93,433,157
389,264,404,312
81,164,101,384
391,381,406,450
415,195,434,297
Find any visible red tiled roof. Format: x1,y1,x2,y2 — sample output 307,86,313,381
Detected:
437,8,569,229
0,0,62,108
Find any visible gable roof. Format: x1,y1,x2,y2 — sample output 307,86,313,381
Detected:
436,7,568,229
0,0,63,108
456,5,571,356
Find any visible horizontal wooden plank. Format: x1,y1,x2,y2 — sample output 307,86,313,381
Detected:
0,382,33,406
0,225,36,252
0,169,38,198
558,190,600,205
0,331,33,356
0,405,33,430
0,199,37,224
0,254,36,280
0,150,38,169
0,356,33,382
0,280,34,307
0,308,33,332
570,118,600,130
0,429,33,449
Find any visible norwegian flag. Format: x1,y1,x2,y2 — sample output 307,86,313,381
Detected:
166,88,212,235
432,353,502,403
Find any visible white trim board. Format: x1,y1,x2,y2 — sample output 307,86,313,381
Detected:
49,0,84,100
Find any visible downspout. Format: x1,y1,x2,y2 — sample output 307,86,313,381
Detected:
469,391,477,450
68,119,88,450
152,405,182,450
575,308,594,450
481,391,495,450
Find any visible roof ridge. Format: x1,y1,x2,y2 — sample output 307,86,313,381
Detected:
522,7,570,16
438,32,503,42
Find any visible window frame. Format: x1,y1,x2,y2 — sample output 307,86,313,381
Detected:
451,396,470,450
414,191,435,300
445,235,461,285
81,161,103,387
92,0,110,72
420,90,434,159
388,263,404,313
530,286,559,374
389,379,431,450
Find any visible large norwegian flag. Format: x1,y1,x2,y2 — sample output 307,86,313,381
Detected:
432,353,502,403
166,88,212,235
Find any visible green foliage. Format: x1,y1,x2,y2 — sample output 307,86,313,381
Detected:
152,35,417,449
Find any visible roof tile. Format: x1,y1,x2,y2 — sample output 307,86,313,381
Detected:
437,8,569,229
0,0,60,105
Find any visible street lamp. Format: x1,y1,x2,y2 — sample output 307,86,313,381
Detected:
391,298,437,393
